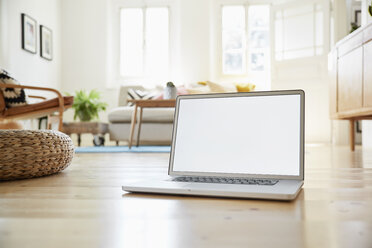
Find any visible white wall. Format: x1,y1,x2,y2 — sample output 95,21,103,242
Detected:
61,0,114,121
61,0,109,95
177,0,210,84
0,0,61,92
361,0,372,25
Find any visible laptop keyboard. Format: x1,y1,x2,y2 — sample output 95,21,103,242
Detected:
173,177,278,186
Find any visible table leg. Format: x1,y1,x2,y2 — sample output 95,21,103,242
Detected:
349,119,355,151
47,115,52,129
136,107,143,147
128,105,138,149
77,134,81,147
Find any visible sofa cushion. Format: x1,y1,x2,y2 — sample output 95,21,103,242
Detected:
0,69,28,107
127,88,160,106
108,106,174,123
206,81,237,93
186,86,211,94
118,85,145,107
109,122,173,142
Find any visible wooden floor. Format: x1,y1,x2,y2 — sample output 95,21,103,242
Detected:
0,144,372,248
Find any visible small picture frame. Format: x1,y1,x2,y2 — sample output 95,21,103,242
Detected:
355,10,361,27
21,13,37,54
40,25,53,60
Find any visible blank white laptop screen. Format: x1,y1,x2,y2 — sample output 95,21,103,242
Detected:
172,94,301,176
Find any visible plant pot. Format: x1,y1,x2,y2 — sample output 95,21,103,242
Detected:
77,112,93,122
164,86,177,99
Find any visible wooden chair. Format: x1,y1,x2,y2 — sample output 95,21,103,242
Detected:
0,84,73,131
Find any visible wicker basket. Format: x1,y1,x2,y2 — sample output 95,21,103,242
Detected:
0,130,74,180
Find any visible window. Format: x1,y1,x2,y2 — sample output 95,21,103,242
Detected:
248,6,270,72
222,6,246,74
120,7,169,80
222,5,270,75
274,3,324,61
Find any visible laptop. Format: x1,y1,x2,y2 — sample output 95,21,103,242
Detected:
122,90,305,201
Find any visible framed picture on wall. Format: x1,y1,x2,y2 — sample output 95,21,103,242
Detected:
40,25,53,60
355,10,361,27
21,13,37,54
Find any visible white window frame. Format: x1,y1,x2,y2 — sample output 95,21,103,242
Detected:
221,5,247,75
215,0,271,80
270,0,330,82
109,0,175,88
272,0,329,62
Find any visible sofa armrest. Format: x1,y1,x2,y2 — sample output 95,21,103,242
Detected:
118,85,145,107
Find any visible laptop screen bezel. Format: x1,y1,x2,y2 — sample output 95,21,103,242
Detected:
168,90,305,181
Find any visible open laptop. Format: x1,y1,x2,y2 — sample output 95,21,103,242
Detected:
122,90,305,200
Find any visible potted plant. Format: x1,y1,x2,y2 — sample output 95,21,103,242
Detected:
164,81,177,99
70,89,108,122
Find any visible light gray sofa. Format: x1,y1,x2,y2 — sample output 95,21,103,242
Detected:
108,85,174,145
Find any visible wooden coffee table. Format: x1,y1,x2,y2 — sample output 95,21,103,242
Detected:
63,122,109,146
128,99,176,148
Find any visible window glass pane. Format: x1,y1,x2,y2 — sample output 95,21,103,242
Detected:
315,10,323,46
275,52,283,61
284,13,314,51
222,6,245,29
223,30,243,50
275,17,283,53
250,30,269,49
248,5,270,72
223,52,243,74
250,53,265,71
274,3,324,61
248,5,269,28
120,8,143,77
145,7,169,78
222,6,245,74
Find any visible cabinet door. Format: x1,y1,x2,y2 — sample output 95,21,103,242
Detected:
338,47,363,112
364,41,372,107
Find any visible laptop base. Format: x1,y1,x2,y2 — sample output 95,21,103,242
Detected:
122,179,303,201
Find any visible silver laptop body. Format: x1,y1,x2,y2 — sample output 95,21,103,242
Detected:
122,90,305,201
